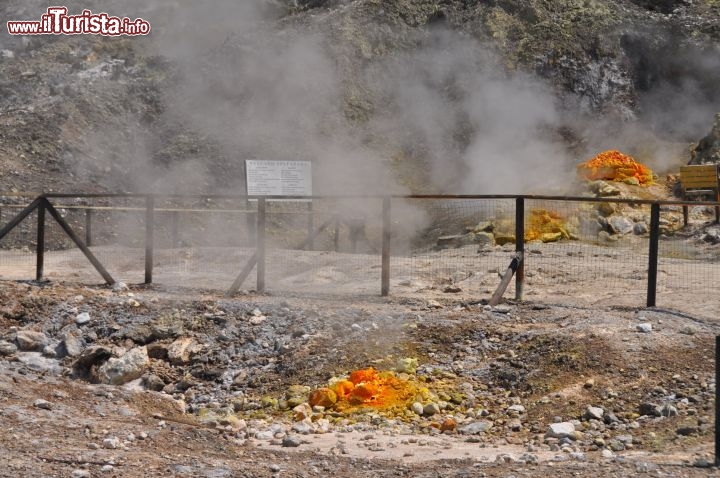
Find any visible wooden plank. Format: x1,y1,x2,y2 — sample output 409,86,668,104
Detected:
680,162,719,193
0,197,42,241
490,253,522,306
682,180,718,188
681,165,717,173
681,173,718,180
681,172,718,179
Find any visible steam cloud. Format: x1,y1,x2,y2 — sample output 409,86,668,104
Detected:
139,2,577,196
4,0,719,192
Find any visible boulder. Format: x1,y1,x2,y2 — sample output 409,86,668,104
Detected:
62,332,84,357
475,231,495,247
541,232,563,243
97,346,150,385
16,330,48,351
72,345,113,380
608,216,634,235
633,222,649,235
546,422,576,439
167,338,200,365
0,340,18,356
583,406,604,421
598,202,616,217
436,235,465,249
494,234,516,246
459,420,493,435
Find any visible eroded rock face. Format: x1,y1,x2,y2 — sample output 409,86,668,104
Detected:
690,113,720,165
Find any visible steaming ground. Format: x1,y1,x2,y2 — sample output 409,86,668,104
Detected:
0,236,718,477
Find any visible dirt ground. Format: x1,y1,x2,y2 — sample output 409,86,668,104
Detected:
0,252,718,478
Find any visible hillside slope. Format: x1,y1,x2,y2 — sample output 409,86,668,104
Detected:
0,0,718,195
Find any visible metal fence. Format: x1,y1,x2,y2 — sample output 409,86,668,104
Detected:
0,193,717,318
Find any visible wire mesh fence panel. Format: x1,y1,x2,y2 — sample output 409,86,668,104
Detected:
146,197,254,289
0,194,718,313
655,205,719,320
0,197,38,280
263,198,383,295
39,197,146,284
389,198,517,299
522,199,650,307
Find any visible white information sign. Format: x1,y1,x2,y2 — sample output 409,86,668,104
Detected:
245,160,312,197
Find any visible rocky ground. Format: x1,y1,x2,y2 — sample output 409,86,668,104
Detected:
0,278,718,477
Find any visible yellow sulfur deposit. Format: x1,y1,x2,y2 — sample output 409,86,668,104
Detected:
525,209,570,242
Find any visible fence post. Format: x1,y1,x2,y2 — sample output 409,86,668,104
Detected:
36,201,45,281
647,202,660,307
145,195,155,284
171,210,179,247
333,216,340,252
716,335,720,467
515,197,525,301
246,198,256,247
306,201,314,251
257,197,266,292
85,208,92,247
381,197,391,297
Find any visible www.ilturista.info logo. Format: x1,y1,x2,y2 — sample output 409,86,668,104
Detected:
7,7,150,36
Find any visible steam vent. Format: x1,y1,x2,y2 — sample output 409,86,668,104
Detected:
0,1,719,475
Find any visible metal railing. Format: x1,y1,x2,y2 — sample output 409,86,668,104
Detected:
0,193,717,310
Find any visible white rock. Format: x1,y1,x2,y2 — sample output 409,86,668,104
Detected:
546,422,576,439
493,304,512,314
584,406,604,420
249,315,267,325
411,402,424,415
167,338,199,365
33,399,53,410
103,437,121,449
97,346,149,385
292,421,314,435
459,420,493,435
255,430,274,440
315,418,331,433
507,404,525,414
636,323,653,333
71,470,91,478
112,282,128,292
0,340,18,356
75,312,91,325
16,330,48,351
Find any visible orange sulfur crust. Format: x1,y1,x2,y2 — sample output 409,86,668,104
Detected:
577,150,653,185
320,368,419,412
